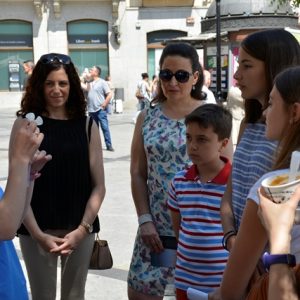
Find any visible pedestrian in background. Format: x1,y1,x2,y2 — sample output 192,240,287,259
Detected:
105,74,115,114
0,118,50,300
150,74,158,99
127,43,232,300
168,104,232,299
22,59,35,91
133,72,151,124
16,53,106,300
137,72,151,109
225,86,244,148
83,66,115,151
202,69,216,104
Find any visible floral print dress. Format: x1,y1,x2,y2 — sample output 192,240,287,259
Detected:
127,104,191,297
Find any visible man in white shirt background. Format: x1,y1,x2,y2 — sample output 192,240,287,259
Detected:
83,66,114,151
202,69,217,104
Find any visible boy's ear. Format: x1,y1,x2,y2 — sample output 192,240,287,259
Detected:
219,138,229,152
292,102,300,123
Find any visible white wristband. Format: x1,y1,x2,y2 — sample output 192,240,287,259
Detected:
138,213,153,226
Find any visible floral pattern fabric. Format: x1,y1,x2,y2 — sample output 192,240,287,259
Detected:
128,105,190,296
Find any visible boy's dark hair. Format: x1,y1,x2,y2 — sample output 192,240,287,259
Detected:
142,72,149,79
185,104,232,140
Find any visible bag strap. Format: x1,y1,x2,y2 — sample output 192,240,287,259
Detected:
86,116,93,143
85,116,101,237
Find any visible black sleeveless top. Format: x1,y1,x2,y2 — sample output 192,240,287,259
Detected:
18,116,100,235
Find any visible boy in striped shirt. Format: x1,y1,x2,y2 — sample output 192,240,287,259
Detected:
167,104,232,299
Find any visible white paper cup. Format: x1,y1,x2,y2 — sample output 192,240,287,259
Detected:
261,171,300,224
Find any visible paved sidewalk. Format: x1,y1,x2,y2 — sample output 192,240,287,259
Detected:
0,94,138,300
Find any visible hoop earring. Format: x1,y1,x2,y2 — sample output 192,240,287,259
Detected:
192,85,195,90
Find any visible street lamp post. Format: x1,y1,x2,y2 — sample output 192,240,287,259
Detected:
216,0,222,102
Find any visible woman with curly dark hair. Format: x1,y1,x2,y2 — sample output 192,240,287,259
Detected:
17,53,106,300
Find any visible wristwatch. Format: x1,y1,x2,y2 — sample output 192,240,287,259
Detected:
263,252,296,271
80,221,93,233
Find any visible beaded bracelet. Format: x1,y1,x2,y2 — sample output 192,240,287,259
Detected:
222,230,237,251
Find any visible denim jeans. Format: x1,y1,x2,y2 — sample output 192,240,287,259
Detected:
138,98,150,111
89,109,113,148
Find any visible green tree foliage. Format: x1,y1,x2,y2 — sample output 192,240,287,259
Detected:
271,0,300,7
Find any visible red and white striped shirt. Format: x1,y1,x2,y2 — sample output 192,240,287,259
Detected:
168,157,231,293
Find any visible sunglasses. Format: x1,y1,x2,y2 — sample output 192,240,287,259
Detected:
159,69,193,83
39,53,71,65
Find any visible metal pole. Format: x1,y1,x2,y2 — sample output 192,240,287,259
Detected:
216,0,222,102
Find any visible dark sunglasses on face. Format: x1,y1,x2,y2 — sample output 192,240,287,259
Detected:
39,53,71,65
159,69,193,83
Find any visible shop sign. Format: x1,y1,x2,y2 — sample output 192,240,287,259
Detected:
68,34,108,45
147,30,187,44
0,35,32,47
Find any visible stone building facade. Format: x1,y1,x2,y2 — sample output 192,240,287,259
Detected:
0,0,213,106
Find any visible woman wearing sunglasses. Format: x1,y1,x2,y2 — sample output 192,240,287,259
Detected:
16,53,106,300
127,43,233,300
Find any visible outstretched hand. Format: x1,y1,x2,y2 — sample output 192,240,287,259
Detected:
9,118,44,164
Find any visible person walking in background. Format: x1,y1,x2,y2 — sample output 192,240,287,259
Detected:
0,118,51,300
202,69,216,104
80,67,91,100
225,86,244,148
221,66,300,300
22,60,35,91
127,43,232,300
105,75,115,114
150,74,158,99
168,104,232,299
16,53,106,300
83,66,114,151
137,72,151,109
133,72,151,124
220,29,300,254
